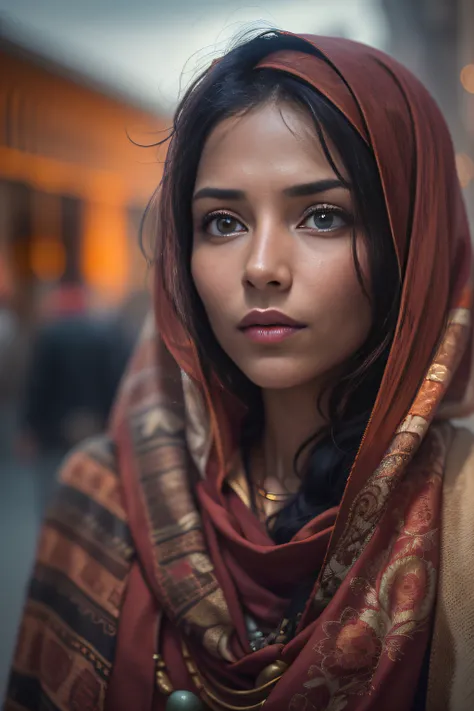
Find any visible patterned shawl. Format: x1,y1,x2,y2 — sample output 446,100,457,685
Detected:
6,33,473,711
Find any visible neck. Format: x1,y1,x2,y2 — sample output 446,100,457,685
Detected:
260,381,327,491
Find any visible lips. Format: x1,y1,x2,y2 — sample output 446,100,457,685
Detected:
237,310,307,344
238,309,306,329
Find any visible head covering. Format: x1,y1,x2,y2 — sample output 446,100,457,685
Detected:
108,33,472,711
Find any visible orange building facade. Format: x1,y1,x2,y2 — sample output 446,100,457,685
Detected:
0,33,167,311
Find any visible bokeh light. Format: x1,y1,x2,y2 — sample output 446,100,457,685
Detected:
455,152,474,188
460,64,474,94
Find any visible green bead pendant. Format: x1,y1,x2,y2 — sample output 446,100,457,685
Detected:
165,690,203,711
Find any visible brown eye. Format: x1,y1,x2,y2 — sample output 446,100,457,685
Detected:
205,214,246,237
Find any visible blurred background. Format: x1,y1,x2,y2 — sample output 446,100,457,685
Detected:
0,0,473,700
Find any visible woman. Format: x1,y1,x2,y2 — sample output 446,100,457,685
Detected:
6,30,474,711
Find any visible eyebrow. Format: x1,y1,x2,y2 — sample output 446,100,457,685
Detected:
192,179,349,202
284,178,350,197
193,187,245,201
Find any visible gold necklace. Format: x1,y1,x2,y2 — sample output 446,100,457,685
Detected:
256,485,293,502
154,641,289,710
252,446,294,504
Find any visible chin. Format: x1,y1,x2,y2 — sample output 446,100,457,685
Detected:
238,359,320,391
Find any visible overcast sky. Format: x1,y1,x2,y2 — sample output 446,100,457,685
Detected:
0,0,389,111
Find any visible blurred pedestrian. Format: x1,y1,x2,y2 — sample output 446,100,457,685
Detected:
17,284,128,510
0,251,18,457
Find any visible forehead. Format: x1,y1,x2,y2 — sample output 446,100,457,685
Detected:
195,101,347,188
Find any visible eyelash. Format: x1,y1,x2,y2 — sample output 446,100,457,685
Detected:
200,205,353,235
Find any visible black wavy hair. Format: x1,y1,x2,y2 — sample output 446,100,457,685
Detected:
150,30,401,543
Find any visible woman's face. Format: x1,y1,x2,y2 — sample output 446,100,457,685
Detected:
191,101,372,391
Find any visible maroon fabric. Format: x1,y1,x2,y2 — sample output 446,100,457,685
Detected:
104,561,158,711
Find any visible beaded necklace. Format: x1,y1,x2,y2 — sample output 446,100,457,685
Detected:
156,451,311,708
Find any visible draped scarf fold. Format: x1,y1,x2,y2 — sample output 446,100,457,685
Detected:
108,33,473,711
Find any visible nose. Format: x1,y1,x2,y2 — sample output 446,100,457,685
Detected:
242,221,292,293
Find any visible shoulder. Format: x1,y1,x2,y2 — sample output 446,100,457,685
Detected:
441,425,474,537
426,425,474,709
6,435,134,711
56,434,127,520
444,424,474,493
41,433,134,599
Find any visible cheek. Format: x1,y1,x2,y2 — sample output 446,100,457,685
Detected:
191,248,234,322
311,240,372,350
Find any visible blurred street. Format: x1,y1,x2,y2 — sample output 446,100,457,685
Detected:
0,414,41,699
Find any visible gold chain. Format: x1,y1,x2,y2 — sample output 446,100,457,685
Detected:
184,640,287,711
256,485,293,502
154,642,287,710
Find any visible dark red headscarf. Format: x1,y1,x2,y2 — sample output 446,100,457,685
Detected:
108,34,473,711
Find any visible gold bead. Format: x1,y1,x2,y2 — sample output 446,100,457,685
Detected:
255,661,288,688
156,670,174,695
